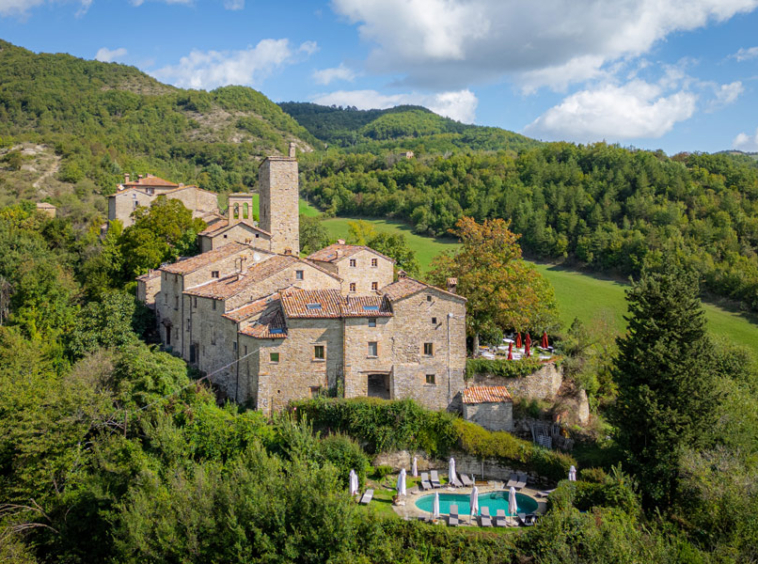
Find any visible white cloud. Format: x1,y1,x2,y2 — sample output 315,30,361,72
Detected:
95,47,128,63
713,80,744,106
0,0,90,17
734,128,758,152
152,39,317,90
224,0,243,9
732,46,758,61
524,80,697,142
311,89,478,123
130,0,191,6
331,0,758,90
313,63,357,85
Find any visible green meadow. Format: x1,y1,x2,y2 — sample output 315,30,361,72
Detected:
320,217,758,355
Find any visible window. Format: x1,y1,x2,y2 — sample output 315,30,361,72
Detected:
427,295,432,302
133,200,138,209
270,352,280,363
211,330,216,345
211,271,220,279
193,297,198,308
164,293,168,304
212,300,217,311
368,341,378,357
368,318,377,327
424,342,434,356
310,386,322,398
174,296,179,310
187,319,191,332
223,234,228,239
306,303,322,310
175,274,178,283
371,282,378,291
295,270,304,280
244,345,248,356
349,259,356,268
426,374,436,385
314,345,325,360
432,317,437,324
349,282,356,292
233,342,237,354
371,258,378,267
255,234,259,238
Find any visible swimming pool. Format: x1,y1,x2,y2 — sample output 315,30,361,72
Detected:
415,491,538,516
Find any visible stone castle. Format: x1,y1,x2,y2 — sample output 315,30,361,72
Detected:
136,145,468,414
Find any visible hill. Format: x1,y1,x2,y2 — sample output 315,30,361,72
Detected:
0,39,320,217
279,102,540,154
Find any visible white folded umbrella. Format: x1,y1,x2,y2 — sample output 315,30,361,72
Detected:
397,468,407,496
569,465,577,481
412,456,418,477
349,469,359,496
449,457,457,485
470,486,479,517
509,486,518,516
432,492,440,520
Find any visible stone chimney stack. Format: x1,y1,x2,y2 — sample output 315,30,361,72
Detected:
288,142,296,158
337,239,345,245
138,174,143,180
447,277,458,294
397,270,407,279
124,173,130,183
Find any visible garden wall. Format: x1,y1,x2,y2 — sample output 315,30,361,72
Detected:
467,362,563,401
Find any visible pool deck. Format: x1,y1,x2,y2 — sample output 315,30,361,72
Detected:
391,480,548,526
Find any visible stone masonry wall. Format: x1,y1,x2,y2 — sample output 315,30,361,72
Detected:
343,316,394,399
333,249,394,295
462,402,514,432
468,362,563,401
258,158,299,255
203,224,272,252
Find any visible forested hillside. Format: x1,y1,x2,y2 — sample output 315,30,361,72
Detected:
0,40,319,204
279,102,539,154
301,146,758,311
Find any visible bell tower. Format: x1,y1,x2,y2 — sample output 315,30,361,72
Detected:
258,143,299,255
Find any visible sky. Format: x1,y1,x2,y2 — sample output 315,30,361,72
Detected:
2,0,758,155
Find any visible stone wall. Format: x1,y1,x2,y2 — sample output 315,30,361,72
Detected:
332,249,394,295
258,157,299,255
462,401,514,432
467,362,563,401
344,316,394,399
201,223,272,253
108,186,219,228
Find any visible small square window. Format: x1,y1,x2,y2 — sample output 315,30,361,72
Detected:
349,259,356,267
223,234,228,239
427,295,432,302
368,341,378,357
432,317,437,324
211,271,220,279
270,352,280,363
295,270,304,280
314,345,325,360
349,282,356,292
371,281,378,291
426,374,436,385
371,258,378,267
310,386,322,398
368,318,377,327
424,342,434,356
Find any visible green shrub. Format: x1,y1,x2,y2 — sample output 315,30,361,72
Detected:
465,357,562,379
373,465,393,479
580,467,608,483
320,433,371,485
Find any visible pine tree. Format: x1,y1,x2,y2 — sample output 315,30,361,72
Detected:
610,267,719,508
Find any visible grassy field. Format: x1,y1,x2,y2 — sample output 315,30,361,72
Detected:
246,193,320,217
320,217,758,355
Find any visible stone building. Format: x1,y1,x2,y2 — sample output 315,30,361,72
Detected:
35,202,57,217
141,147,468,414
462,386,514,432
107,173,220,228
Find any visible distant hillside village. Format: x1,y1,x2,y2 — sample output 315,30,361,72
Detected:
132,144,472,415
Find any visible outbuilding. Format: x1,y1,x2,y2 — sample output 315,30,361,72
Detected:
462,386,513,432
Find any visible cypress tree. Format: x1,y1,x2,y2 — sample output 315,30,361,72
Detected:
610,267,719,508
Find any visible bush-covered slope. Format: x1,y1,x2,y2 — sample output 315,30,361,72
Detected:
0,40,319,199
279,101,540,153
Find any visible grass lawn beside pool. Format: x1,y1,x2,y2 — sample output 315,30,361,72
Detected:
318,216,758,355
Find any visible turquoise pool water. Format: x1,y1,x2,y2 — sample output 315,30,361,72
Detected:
415,491,538,516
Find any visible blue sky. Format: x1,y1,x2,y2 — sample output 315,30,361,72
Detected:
2,0,758,154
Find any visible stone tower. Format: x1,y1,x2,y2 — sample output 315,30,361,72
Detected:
258,143,299,255
227,193,254,225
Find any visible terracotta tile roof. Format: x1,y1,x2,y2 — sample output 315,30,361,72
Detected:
381,276,467,303
462,386,512,404
307,244,395,264
199,220,230,236
123,174,179,188
281,288,344,318
341,295,392,317
280,289,392,318
199,219,271,238
136,269,161,282
161,242,248,275
184,255,299,299
239,303,287,339
223,293,279,322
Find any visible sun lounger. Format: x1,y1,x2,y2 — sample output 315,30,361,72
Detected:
450,474,463,488
480,506,492,527
514,473,527,489
536,489,555,498
449,504,459,526
359,489,374,505
430,470,441,488
495,509,507,527
506,473,520,488
518,512,537,526
420,473,432,491
461,474,473,487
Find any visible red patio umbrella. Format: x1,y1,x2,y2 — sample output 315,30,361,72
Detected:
507,342,513,360
516,333,522,348
525,333,531,358
541,331,549,349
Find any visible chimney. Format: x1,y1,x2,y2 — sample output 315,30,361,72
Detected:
397,270,407,279
138,174,143,180
288,142,296,158
124,173,130,183
283,248,293,256
447,277,458,294
337,239,345,245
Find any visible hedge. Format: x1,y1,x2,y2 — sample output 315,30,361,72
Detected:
465,357,562,380
291,397,575,482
